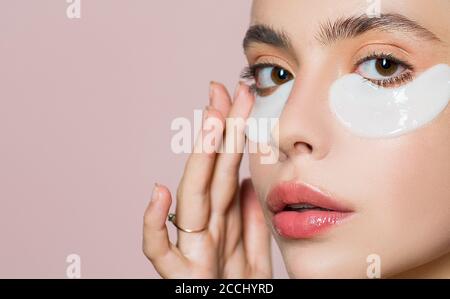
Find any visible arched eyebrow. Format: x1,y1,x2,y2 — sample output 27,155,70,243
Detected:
243,13,442,52
243,24,292,51
316,13,441,45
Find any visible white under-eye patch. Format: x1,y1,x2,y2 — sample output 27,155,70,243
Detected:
245,64,450,143
329,64,450,138
245,80,294,143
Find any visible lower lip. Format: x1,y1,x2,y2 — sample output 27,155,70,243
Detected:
272,210,352,239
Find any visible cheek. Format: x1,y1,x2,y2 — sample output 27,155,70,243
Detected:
319,116,450,275
386,117,450,217
340,112,450,249
372,108,449,203
327,64,450,232
378,126,450,265
248,150,271,189
338,121,449,214
248,147,282,201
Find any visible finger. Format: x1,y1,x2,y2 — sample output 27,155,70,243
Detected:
143,183,188,278
210,83,254,215
209,81,232,118
175,105,225,230
240,178,272,277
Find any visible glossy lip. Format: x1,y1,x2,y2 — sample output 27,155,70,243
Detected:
267,181,354,239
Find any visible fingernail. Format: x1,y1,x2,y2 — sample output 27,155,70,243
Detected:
151,183,160,201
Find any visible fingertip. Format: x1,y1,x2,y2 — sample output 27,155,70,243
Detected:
155,184,172,204
145,183,172,223
231,82,254,117
213,81,231,100
210,81,231,116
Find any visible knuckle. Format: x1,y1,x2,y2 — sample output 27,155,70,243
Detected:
142,243,157,261
177,182,208,201
142,243,151,258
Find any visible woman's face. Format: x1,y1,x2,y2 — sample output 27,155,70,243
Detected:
246,0,450,278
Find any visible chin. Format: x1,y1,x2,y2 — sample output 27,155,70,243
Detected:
275,232,374,278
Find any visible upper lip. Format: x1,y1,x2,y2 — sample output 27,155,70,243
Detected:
267,181,353,214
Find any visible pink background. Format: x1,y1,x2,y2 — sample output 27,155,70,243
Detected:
0,0,288,278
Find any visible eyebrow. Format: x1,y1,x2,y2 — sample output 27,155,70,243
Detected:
243,13,441,51
243,24,292,51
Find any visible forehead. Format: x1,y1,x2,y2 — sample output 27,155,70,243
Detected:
250,0,368,28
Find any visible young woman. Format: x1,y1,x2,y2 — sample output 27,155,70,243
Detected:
143,0,450,278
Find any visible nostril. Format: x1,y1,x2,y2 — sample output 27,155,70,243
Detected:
293,142,313,154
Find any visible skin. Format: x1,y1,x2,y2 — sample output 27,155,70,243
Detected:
143,0,450,278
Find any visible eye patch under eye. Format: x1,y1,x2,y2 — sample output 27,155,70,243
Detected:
329,64,450,138
245,64,450,145
245,80,294,143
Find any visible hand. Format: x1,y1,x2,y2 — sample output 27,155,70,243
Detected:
143,82,272,278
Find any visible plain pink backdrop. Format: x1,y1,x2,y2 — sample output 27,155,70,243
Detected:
0,0,288,278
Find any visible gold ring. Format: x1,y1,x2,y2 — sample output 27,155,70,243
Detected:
167,213,207,233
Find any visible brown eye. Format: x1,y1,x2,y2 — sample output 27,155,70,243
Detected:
271,67,293,85
253,65,294,96
356,55,413,88
375,58,399,77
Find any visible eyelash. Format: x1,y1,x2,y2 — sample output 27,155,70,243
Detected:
240,52,415,94
240,62,276,95
355,52,415,88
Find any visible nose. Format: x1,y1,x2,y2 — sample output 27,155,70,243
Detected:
271,76,332,161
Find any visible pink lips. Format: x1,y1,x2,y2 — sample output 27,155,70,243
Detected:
267,181,354,239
